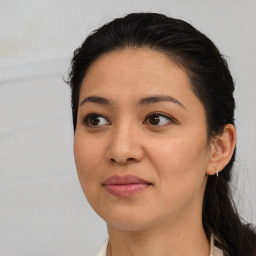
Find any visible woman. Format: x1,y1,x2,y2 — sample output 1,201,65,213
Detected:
67,13,256,256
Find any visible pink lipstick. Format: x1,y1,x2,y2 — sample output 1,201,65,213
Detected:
103,175,152,197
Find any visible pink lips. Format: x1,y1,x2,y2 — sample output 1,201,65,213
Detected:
103,175,152,197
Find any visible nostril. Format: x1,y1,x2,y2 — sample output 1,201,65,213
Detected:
109,157,136,164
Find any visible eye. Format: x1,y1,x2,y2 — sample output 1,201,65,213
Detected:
144,112,174,126
83,113,110,127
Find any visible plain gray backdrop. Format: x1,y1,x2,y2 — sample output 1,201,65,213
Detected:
0,0,255,255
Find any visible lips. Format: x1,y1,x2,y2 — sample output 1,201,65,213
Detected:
103,175,152,197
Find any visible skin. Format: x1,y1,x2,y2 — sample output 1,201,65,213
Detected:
74,48,236,256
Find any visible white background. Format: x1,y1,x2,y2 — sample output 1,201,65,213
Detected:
0,0,255,255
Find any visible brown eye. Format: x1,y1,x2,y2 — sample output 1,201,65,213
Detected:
148,114,161,125
83,114,110,127
90,116,101,126
145,113,173,126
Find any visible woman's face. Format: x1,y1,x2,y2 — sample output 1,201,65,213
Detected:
74,48,212,231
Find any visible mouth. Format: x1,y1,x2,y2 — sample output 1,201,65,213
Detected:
103,175,152,197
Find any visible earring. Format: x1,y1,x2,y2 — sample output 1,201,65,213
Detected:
216,169,219,177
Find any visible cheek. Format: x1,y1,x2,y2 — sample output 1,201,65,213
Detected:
73,133,105,196
147,134,209,197
149,137,208,171
145,140,208,219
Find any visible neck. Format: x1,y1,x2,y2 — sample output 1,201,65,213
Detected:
107,209,209,256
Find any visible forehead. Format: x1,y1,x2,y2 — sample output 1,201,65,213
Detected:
79,48,198,108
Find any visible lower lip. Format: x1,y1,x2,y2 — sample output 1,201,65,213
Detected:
104,183,150,197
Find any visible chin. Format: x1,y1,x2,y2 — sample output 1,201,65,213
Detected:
106,219,152,232
101,209,157,232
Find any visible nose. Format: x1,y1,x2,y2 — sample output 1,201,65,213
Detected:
106,123,144,165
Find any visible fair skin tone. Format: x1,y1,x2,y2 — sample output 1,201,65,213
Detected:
74,48,236,256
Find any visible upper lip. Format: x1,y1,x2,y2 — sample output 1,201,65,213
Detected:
103,175,152,185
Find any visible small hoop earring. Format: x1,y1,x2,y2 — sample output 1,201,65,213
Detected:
216,169,219,177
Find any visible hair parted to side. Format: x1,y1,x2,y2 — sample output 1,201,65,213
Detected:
67,12,256,256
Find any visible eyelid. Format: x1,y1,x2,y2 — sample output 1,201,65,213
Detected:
143,111,177,125
80,111,178,128
81,113,111,127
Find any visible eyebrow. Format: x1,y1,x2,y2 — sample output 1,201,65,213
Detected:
79,95,185,109
80,96,110,106
137,95,185,109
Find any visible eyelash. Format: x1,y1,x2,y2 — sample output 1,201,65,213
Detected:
81,112,177,128
82,113,110,128
143,112,176,126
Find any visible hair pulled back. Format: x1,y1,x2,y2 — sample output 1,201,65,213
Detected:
67,13,256,255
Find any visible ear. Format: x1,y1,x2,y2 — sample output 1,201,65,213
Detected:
206,124,236,176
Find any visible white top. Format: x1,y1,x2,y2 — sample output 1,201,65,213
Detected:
96,240,108,256
96,237,224,256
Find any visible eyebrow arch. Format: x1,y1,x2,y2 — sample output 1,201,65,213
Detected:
79,95,185,109
80,96,111,106
138,95,186,109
